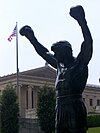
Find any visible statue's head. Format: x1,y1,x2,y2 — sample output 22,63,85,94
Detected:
51,41,73,64
51,41,72,52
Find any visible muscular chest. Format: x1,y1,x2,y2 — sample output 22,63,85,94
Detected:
55,63,88,94
55,67,73,89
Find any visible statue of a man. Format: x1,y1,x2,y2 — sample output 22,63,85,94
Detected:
20,5,93,133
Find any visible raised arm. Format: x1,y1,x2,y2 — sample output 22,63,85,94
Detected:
70,5,93,64
19,26,57,68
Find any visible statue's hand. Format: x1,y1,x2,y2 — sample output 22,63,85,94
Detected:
70,5,85,25
19,25,35,42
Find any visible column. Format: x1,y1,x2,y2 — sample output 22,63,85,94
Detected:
28,85,32,110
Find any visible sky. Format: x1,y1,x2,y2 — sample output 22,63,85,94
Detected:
0,0,100,85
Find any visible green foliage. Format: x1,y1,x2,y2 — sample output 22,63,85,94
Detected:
87,114,100,127
1,84,19,133
87,127,100,133
37,86,56,133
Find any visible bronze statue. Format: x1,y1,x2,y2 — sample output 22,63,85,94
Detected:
20,5,93,133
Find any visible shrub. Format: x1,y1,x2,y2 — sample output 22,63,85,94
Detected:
87,114,100,127
37,85,56,133
1,84,19,133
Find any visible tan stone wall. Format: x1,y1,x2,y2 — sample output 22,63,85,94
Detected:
83,85,100,113
19,118,41,133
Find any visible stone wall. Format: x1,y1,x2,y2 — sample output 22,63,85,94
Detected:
19,118,42,133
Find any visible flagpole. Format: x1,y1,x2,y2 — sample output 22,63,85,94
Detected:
16,22,19,96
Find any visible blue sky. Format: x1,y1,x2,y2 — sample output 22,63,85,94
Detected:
0,0,100,85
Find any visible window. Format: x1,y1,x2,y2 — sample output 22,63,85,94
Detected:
26,90,28,109
97,99,100,106
32,90,34,108
89,99,93,106
83,98,85,102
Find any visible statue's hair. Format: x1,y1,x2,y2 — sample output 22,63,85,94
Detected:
51,41,72,52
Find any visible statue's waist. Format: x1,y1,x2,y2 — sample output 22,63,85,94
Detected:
56,88,82,97
56,94,82,104
57,94,82,99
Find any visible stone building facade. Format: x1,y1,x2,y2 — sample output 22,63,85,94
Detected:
0,65,100,118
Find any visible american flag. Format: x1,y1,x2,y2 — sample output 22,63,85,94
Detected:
8,25,17,42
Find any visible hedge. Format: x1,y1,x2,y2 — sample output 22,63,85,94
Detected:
87,114,100,127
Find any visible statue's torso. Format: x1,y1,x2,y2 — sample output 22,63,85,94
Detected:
55,59,88,97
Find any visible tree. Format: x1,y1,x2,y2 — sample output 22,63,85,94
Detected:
37,86,56,133
1,84,19,133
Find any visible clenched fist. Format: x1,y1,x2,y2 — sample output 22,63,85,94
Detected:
19,25,36,43
70,5,86,25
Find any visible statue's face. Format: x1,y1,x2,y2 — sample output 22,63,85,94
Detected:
54,47,72,64
54,51,62,63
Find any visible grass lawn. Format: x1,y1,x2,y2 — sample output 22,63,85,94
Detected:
87,127,100,133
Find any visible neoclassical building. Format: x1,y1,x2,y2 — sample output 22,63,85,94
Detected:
0,65,100,118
